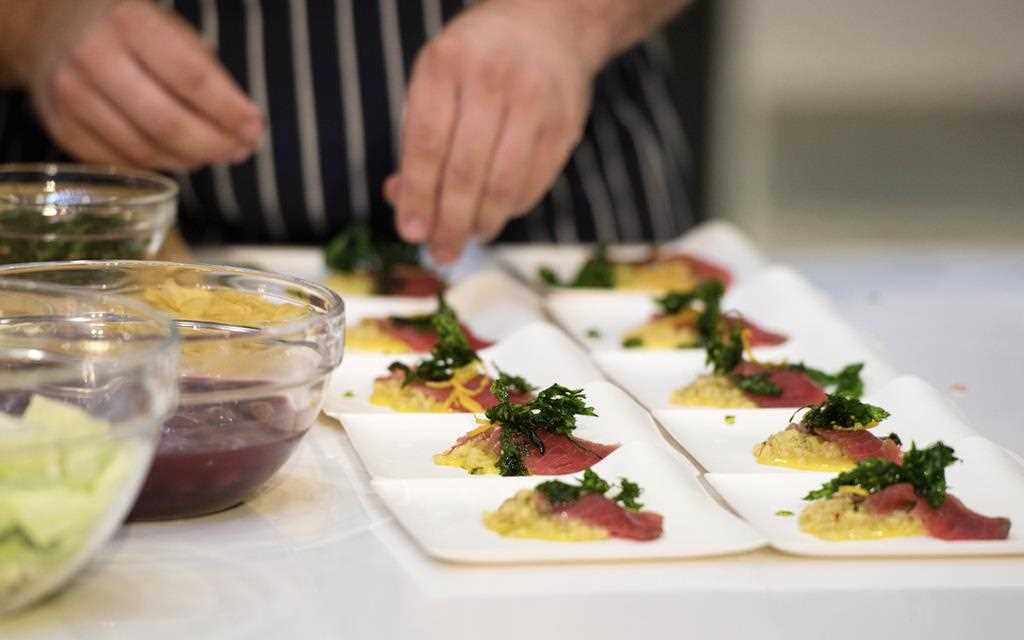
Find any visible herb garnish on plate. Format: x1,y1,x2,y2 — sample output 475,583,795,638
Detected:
388,304,478,386
325,224,422,293
538,243,614,288
702,322,867,399
536,469,644,510
486,379,597,476
804,441,957,508
797,394,890,430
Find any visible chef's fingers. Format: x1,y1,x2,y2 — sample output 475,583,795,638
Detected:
36,88,136,167
430,74,505,262
475,92,545,242
46,64,185,170
519,116,581,216
383,174,401,206
395,38,460,244
115,2,264,147
70,17,252,167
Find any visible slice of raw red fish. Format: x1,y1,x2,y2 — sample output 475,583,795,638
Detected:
458,426,618,475
386,265,444,296
732,361,827,408
864,483,1011,541
379,318,492,351
675,254,733,288
550,493,664,541
815,428,902,464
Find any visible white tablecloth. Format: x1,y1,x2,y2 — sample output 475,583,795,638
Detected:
4,244,1022,639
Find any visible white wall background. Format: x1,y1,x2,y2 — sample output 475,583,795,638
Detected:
710,0,1024,246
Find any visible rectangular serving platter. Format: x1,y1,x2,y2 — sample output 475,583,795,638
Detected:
707,437,1024,557
653,375,979,474
496,221,767,291
323,321,602,416
545,265,845,353
340,380,660,479
592,346,899,413
343,268,545,351
373,442,766,563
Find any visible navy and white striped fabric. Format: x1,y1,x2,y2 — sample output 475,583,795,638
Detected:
0,0,698,245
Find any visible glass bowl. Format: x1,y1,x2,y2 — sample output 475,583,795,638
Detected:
0,279,178,615
0,261,346,520
0,163,178,264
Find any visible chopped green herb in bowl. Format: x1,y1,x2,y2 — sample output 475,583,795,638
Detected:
0,164,177,264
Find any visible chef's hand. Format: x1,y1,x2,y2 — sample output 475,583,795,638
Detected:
387,0,600,263
4,0,263,171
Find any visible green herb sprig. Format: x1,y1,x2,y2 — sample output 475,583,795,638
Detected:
485,379,596,476
388,304,478,386
325,224,421,293
790,362,865,398
706,322,745,374
493,366,536,396
657,280,727,345
535,469,645,510
388,294,449,332
734,372,782,396
539,243,614,288
804,441,957,508
797,393,890,430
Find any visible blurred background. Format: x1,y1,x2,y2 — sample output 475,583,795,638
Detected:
676,0,1024,247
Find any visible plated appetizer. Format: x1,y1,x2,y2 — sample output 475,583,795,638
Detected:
434,380,618,476
620,280,786,350
800,442,1011,541
324,224,443,296
753,394,901,471
484,469,663,541
347,296,491,353
371,306,531,412
671,323,865,408
539,243,731,292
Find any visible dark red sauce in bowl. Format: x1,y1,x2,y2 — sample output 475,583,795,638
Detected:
129,378,320,520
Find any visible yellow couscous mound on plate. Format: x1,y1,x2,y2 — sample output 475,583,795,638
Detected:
799,492,925,541
370,363,491,413
433,424,500,475
345,319,414,353
753,428,854,472
612,260,699,292
483,490,609,541
671,374,756,408
621,311,700,349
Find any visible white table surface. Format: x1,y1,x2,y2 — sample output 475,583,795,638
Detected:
4,243,1023,640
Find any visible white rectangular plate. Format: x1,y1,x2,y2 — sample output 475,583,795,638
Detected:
344,268,543,351
545,265,841,352
593,344,899,412
340,381,662,479
707,436,1024,557
324,321,603,416
654,375,979,473
373,442,766,563
495,221,765,290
